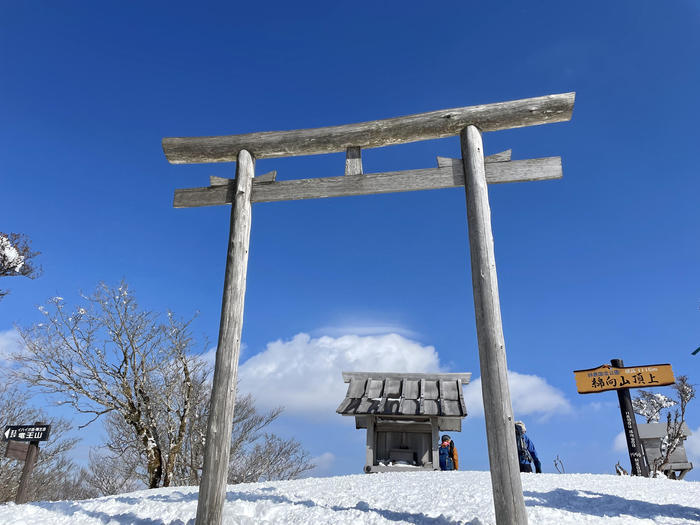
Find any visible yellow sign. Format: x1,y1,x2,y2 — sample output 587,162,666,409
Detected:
573,363,674,394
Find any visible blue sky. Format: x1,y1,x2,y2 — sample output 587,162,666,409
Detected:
1,1,699,481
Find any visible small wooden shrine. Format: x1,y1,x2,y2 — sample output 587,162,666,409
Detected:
336,371,471,473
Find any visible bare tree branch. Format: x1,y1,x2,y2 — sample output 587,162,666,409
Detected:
13,281,314,493
0,385,83,503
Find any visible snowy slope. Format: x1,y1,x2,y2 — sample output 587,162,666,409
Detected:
1,471,699,524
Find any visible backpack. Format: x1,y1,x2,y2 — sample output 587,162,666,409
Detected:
515,427,533,464
439,443,454,470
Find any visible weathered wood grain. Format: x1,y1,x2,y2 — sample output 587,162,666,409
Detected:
345,146,363,176
162,92,575,164
484,149,512,162
461,126,527,525
210,170,276,186
5,440,29,461
437,156,558,184
431,420,439,470
173,157,561,208
209,175,229,186
15,438,39,504
195,150,254,525
342,371,471,382
366,417,375,471
254,170,277,182
438,149,511,167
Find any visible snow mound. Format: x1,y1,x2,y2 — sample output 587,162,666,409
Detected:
1,470,699,524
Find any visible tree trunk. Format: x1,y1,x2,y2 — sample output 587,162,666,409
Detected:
131,418,164,489
147,444,163,488
163,358,194,487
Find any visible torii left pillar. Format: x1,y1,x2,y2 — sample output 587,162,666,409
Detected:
195,150,254,525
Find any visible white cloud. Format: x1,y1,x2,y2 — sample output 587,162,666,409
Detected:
308,452,335,475
237,332,443,418
198,343,247,375
200,346,217,371
313,324,419,339
685,425,700,462
463,370,572,420
0,328,23,365
613,431,627,452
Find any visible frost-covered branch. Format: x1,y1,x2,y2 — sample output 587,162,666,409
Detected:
12,282,202,489
646,376,696,478
0,232,41,300
632,390,676,423
13,281,313,493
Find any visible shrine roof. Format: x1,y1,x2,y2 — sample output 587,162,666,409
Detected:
637,422,692,440
336,372,471,418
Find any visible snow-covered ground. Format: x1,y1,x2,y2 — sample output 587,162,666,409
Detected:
1,471,699,524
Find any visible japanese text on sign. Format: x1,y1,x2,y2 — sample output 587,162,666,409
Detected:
3,425,51,442
573,364,674,394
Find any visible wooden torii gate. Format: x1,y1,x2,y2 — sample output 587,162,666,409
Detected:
162,92,575,525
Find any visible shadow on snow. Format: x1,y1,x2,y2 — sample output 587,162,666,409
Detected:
524,488,700,522
32,486,698,524
28,488,475,525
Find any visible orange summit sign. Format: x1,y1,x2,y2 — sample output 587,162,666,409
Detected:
573,363,675,394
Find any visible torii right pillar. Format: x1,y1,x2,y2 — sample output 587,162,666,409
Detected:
462,125,527,524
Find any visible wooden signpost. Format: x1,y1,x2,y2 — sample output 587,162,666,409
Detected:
3,423,50,504
573,360,675,476
574,362,675,394
162,92,575,525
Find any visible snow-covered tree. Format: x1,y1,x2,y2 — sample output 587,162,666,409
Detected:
85,391,313,495
0,232,40,300
643,376,696,478
13,282,313,491
13,282,205,488
632,390,676,423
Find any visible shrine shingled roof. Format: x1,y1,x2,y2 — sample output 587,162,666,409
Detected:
336,372,471,418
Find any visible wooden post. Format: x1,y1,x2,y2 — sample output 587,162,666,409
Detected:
345,146,363,176
365,416,375,472
15,421,43,505
611,358,649,476
461,125,527,525
195,149,255,525
431,418,440,470
15,441,38,504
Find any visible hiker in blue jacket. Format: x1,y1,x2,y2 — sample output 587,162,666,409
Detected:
438,435,458,471
515,421,541,473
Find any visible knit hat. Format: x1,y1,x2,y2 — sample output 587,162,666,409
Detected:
441,434,451,443
515,421,526,433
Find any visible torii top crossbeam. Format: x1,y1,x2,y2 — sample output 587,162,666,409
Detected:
164,92,575,525
162,92,574,163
